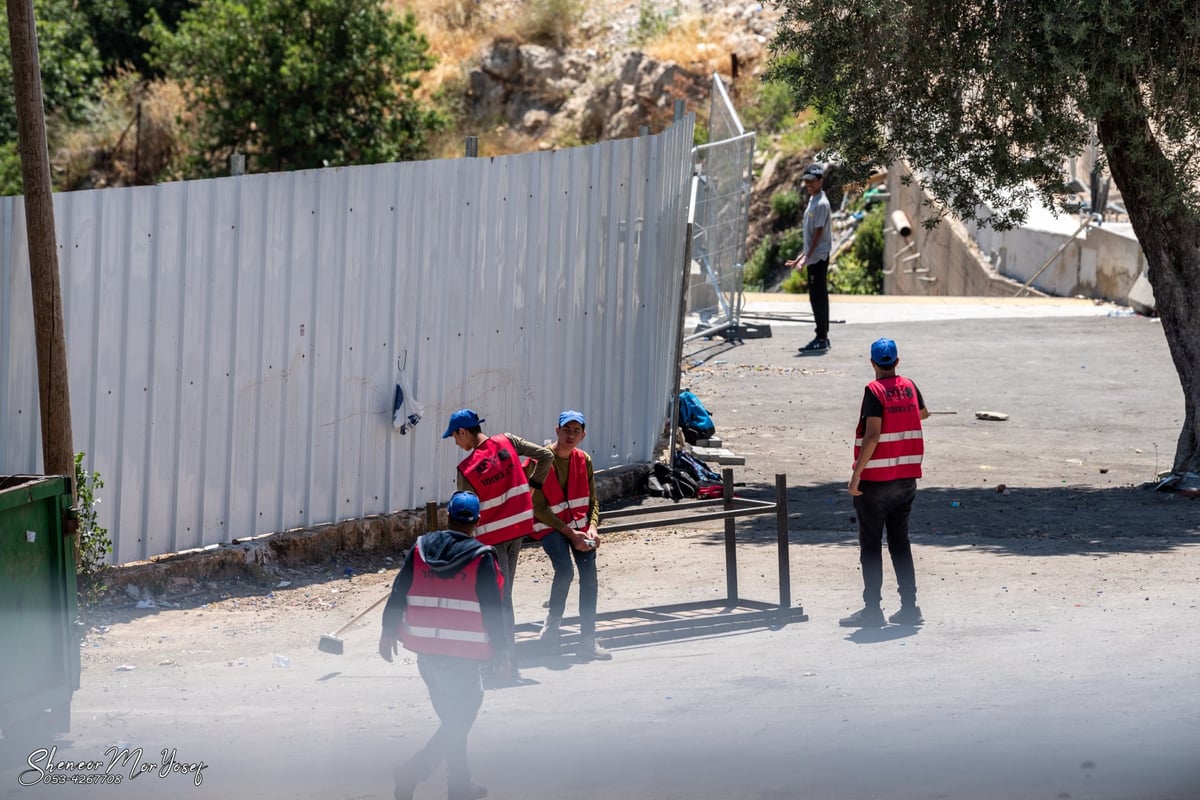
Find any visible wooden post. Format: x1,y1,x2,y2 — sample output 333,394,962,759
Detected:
6,0,75,490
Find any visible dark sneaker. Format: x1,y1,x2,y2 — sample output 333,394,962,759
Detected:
888,605,924,626
839,606,885,628
448,782,488,800
798,337,830,353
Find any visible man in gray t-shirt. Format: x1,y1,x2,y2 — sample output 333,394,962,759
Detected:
786,162,833,353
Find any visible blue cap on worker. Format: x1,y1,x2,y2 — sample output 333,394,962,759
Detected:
558,409,586,428
447,491,480,523
801,162,824,181
442,408,484,438
870,337,898,367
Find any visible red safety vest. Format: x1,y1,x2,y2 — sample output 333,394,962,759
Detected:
458,435,535,546
854,375,924,481
398,547,500,660
532,449,591,540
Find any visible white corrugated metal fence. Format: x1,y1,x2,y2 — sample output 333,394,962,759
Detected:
0,120,695,563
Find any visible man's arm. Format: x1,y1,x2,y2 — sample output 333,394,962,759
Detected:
585,452,600,531
476,554,510,657
507,433,554,487
379,550,415,661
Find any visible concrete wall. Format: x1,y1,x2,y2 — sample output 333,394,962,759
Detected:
884,163,1153,310
883,168,1031,297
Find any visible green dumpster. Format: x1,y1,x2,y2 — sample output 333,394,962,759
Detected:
0,475,79,742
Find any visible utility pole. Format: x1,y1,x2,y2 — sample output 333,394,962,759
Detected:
6,0,76,488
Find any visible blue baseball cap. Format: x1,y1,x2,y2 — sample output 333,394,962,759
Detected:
558,409,586,428
447,491,480,523
870,337,898,367
442,408,484,438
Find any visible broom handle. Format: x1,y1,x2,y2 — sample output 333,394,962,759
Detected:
331,592,392,637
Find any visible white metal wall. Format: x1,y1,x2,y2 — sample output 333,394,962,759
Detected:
1,120,695,564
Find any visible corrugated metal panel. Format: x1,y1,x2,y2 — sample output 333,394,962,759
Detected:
1,119,695,564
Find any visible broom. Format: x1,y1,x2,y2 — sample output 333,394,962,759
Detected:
317,593,392,655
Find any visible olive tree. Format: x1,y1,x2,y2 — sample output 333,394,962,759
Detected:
146,0,443,174
768,0,1200,476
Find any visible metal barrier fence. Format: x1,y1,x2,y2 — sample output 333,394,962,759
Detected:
514,470,808,654
687,75,756,342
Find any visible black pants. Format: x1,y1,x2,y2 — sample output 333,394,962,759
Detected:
400,654,484,792
852,478,918,607
807,258,830,339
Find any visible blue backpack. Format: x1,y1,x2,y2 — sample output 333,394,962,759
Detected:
677,390,715,441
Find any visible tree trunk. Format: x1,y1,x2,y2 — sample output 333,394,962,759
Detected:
1098,107,1200,476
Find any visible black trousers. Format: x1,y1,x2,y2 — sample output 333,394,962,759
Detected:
807,258,830,339
852,478,918,607
401,654,484,792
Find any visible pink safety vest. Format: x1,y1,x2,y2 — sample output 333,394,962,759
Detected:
458,435,535,546
531,449,591,541
854,375,924,481
398,548,499,660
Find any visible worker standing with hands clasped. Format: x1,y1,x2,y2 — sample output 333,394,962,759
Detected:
379,491,507,800
530,410,612,661
842,338,929,628
443,408,553,685
786,162,833,353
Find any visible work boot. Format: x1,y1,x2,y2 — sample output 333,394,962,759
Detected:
538,613,562,641
448,781,488,800
838,606,886,628
888,605,924,626
578,637,612,661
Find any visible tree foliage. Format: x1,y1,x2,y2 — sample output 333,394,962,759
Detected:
767,0,1200,474
145,0,444,175
767,0,1200,228
1,0,103,144
75,0,194,75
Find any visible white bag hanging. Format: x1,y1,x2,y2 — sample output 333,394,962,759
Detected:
392,353,424,435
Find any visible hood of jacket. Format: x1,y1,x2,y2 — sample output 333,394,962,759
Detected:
416,529,492,575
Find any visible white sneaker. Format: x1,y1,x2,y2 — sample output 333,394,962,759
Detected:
579,638,612,661
538,613,562,641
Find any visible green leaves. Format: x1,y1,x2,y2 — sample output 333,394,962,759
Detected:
766,0,1200,229
146,0,444,175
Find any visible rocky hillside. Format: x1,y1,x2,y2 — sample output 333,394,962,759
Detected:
447,0,784,146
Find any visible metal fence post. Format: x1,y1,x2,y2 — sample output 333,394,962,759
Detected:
465,136,478,157
723,467,738,605
776,474,790,609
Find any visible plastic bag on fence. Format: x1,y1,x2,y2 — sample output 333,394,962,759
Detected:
392,368,425,435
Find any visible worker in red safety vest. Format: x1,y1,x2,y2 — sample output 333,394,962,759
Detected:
379,490,507,800
443,408,553,685
530,410,612,661
842,337,930,629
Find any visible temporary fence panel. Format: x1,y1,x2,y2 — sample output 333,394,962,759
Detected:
688,74,755,339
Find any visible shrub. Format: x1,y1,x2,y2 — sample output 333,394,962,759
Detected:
770,188,802,223
519,0,584,50
74,452,112,611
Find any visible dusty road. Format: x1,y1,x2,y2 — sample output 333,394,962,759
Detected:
3,295,1198,800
